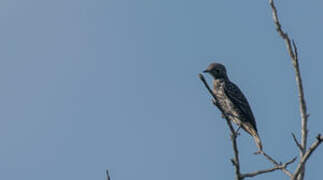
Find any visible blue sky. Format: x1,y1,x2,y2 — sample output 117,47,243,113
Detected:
0,0,322,180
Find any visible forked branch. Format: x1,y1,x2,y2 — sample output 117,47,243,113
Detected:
291,135,323,180
241,157,296,178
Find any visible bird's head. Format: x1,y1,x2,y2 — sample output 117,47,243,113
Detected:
203,63,228,80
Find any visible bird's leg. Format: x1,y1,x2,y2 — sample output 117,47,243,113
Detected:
234,126,241,136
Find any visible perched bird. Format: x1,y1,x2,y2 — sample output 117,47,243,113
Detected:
203,62,262,151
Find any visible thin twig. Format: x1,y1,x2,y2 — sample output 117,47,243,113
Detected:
291,134,323,180
241,157,296,178
199,73,242,180
292,133,303,151
261,151,295,177
269,1,309,179
106,169,111,180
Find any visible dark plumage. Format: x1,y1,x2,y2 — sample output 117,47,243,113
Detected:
204,63,262,151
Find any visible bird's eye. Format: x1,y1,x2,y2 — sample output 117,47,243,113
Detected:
216,69,220,73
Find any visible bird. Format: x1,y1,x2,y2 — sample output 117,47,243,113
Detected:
203,62,262,151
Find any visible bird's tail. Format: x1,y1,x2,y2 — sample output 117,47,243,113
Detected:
242,123,263,152
253,132,263,153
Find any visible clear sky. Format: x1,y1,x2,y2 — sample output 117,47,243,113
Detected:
0,0,322,180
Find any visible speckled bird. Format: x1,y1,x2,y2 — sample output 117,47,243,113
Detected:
203,62,262,151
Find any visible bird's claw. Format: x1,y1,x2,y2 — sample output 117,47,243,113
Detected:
212,99,217,106
234,126,241,135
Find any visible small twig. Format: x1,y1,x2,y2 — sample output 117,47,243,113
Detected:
199,73,242,180
292,133,303,151
261,151,295,177
106,169,111,180
241,157,296,178
291,134,323,180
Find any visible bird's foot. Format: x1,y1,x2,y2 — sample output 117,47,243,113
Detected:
234,126,241,136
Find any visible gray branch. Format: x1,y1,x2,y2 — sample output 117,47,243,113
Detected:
291,134,323,180
292,133,303,151
106,169,111,180
269,0,310,179
241,157,296,179
261,151,295,177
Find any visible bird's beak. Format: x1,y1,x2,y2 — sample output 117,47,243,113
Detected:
203,69,209,73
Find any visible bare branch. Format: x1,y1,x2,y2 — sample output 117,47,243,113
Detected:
106,169,111,180
199,73,242,180
241,157,296,178
198,74,216,103
269,1,309,179
292,40,298,60
292,134,323,180
292,133,303,151
260,151,295,177
269,0,295,59
228,124,241,180
269,0,308,150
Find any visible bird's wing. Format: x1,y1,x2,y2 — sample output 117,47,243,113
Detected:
224,81,257,132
